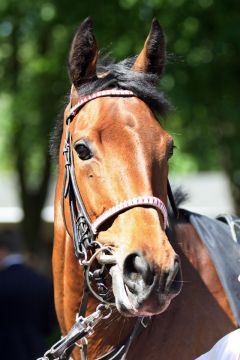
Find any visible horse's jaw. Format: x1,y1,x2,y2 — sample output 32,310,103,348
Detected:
110,265,177,317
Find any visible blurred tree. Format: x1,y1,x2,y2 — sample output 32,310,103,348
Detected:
0,0,68,250
0,0,240,252
160,0,240,214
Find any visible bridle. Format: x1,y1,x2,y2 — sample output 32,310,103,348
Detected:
39,89,177,360
63,88,168,262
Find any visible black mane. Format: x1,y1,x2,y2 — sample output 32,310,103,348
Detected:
50,56,170,159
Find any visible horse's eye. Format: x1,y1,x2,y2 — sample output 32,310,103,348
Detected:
75,143,93,160
168,142,176,160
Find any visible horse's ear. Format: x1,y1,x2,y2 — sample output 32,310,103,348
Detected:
132,18,165,76
68,17,98,88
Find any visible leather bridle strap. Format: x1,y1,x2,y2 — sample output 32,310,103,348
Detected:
58,88,174,360
63,89,169,261
96,317,147,360
40,89,178,360
68,89,135,119
167,179,179,219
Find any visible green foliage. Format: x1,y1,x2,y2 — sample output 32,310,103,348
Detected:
1,0,239,170
0,0,240,244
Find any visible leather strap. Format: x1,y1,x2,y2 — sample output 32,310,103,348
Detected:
167,179,179,219
56,89,177,360
92,196,168,232
96,317,147,360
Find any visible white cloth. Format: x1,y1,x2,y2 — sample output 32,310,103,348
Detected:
196,329,240,360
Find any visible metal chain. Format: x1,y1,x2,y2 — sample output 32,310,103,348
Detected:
37,305,112,360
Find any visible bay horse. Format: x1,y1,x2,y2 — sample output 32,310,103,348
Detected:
51,17,237,360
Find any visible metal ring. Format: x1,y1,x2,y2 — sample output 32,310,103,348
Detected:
91,240,102,249
85,268,115,306
86,246,115,267
96,304,113,319
75,336,88,348
84,246,116,306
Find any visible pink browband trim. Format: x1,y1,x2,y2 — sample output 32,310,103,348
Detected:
70,89,135,117
92,196,168,234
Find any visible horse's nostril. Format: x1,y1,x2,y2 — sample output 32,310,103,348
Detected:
124,252,154,286
166,256,182,294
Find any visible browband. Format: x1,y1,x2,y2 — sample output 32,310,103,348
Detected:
67,89,135,123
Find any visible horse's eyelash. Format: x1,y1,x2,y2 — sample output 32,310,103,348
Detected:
169,143,176,156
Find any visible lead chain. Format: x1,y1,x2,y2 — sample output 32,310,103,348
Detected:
37,305,112,360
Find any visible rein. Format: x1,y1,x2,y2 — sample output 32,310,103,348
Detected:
40,89,177,360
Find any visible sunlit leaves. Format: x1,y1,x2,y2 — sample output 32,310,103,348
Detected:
40,3,56,21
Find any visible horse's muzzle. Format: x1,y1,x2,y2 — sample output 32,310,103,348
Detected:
111,252,182,316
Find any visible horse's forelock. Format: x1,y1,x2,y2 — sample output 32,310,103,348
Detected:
50,56,171,161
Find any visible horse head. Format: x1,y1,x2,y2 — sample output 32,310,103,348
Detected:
56,17,182,321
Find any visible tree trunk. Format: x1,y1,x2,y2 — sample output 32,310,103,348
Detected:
9,19,52,254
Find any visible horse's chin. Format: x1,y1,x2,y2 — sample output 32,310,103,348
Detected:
110,265,173,317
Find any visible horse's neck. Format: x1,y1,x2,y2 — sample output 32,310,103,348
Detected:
53,172,82,335
173,220,235,322
127,222,236,359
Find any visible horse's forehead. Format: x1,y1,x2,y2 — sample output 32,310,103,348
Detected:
74,96,166,137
